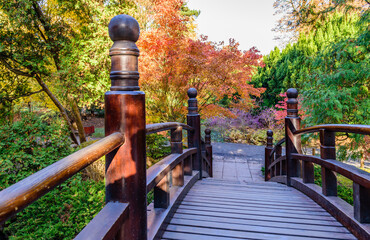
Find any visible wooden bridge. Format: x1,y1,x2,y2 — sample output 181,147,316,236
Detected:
0,15,369,240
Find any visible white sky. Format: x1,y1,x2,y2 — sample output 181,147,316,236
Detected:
187,0,280,55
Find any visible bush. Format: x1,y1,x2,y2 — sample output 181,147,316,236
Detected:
146,133,171,167
0,111,72,189
205,108,284,145
0,112,105,239
314,165,353,205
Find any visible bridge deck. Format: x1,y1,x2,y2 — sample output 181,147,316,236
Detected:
161,179,355,240
160,144,356,240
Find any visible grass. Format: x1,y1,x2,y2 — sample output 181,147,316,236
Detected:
91,127,104,138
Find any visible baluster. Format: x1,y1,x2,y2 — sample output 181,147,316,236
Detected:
154,175,170,208
285,88,302,186
353,183,370,223
276,145,282,176
302,145,315,183
187,88,202,179
320,130,337,196
184,154,193,176
172,126,184,186
265,130,273,181
205,129,213,177
105,15,146,240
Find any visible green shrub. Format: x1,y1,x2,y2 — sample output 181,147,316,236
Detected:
0,111,72,189
0,112,105,239
146,133,171,167
91,127,105,138
314,165,353,205
3,175,105,240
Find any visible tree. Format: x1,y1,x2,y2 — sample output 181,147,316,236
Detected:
252,13,362,107
0,0,135,144
138,0,264,122
273,0,368,42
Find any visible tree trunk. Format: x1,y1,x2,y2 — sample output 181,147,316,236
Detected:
71,98,86,144
34,75,79,145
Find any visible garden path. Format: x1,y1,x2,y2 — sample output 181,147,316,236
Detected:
211,142,265,182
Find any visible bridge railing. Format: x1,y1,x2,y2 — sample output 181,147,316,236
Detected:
0,15,212,240
265,88,370,240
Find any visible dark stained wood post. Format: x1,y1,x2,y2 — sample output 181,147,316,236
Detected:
171,126,184,186
265,130,273,181
285,88,302,186
154,175,170,208
353,183,370,223
320,130,337,196
205,129,213,177
105,15,147,240
187,88,202,179
184,154,193,176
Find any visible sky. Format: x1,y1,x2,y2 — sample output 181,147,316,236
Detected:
187,0,280,55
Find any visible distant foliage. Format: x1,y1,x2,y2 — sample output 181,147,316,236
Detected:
138,0,264,122
146,133,171,167
205,108,284,145
252,13,362,108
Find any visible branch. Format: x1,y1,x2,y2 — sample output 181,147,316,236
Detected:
1,89,43,102
0,58,33,77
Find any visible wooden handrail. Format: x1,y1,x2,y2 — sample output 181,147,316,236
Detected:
265,88,370,239
0,132,124,224
146,122,194,135
293,124,370,136
146,148,197,193
291,153,370,188
268,156,286,171
269,137,285,159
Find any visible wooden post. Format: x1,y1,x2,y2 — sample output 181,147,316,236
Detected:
285,88,302,186
187,88,202,179
205,129,213,177
265,130,273,181
320,130,337,196
154,175,170,208
353,183,370,223
184,154,193,176
105,15,147,240
171,126,184,186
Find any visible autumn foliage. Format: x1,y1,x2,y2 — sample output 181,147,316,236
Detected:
137,0,264,122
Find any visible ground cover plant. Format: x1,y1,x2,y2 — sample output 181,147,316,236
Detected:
205,108,284,145
0,111,105,239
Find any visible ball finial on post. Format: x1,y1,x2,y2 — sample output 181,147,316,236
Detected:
286,88,298,117
266,130,273,148
205,129,211,145
187,88,198,115
108,14,140,91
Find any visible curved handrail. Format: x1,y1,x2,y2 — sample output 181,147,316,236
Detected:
146,122,194,135
0,132,125,223
269,138,285,159
293,124,370,136
146,148,197,192
291,153,370,188
268,156,286,171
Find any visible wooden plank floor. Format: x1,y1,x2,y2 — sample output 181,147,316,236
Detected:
160,178,356,240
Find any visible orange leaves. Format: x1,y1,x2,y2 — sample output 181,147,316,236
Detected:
136,0,264,121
